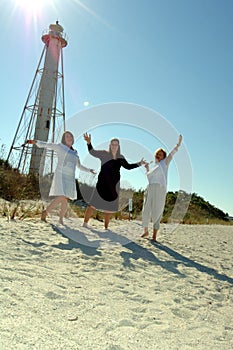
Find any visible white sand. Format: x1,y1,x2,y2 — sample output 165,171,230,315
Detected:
0,216,233,350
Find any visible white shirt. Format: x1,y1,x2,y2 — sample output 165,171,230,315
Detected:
146,159,168,188
146,148,177,188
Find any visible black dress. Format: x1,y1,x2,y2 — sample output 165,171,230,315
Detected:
87,143,140,212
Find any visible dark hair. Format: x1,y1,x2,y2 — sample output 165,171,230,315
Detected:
61,131,74,150
109,138,121,157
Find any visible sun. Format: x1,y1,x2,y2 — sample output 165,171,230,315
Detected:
12,0,55,28
14,0,47,12
15,0,39,9
13,0,55,18
12,0,110,29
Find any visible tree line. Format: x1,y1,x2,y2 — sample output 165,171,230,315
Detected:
0,159,230,224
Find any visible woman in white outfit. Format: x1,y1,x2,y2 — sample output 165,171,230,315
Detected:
141,135,182,241
27,131,95,225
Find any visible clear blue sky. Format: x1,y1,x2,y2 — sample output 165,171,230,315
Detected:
1,0,232,215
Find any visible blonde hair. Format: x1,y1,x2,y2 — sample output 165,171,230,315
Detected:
154,148,166,159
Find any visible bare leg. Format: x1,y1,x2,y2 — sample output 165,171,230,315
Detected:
83,206,95,226
152,228,158,241
59,197,68,224
41,209,48,222
141,227,149,238
46,196,64,213
104,212,111,230
41,196,65,222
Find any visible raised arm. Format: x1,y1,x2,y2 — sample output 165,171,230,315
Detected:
166,134,182,165
83,132,105,159
83,132,91,145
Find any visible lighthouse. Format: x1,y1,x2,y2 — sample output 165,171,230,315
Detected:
7,21,68,175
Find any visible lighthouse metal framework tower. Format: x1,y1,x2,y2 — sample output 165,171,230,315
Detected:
7,21,68,176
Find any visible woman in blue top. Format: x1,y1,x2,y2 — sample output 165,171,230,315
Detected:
27,131,95,225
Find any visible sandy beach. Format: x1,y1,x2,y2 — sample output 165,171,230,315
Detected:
0,216,233,350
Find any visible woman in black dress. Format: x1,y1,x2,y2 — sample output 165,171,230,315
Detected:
82,133,146,229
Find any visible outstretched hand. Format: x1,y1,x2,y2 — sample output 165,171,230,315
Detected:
83,132,91,144
144,162,149,172
177,134,182,147
140,158,147,166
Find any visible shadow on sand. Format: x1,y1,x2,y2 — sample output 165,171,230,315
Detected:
22,223,232,285
50,224,102,256
152,242,233,285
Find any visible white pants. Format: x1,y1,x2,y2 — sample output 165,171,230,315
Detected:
142,183,166,230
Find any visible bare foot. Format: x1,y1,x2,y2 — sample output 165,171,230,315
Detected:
59,218,64,225
41,210,47,222
141,231,149,238
152,229,158,242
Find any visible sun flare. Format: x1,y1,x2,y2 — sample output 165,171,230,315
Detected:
12,0,55,28
14,0,46,12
